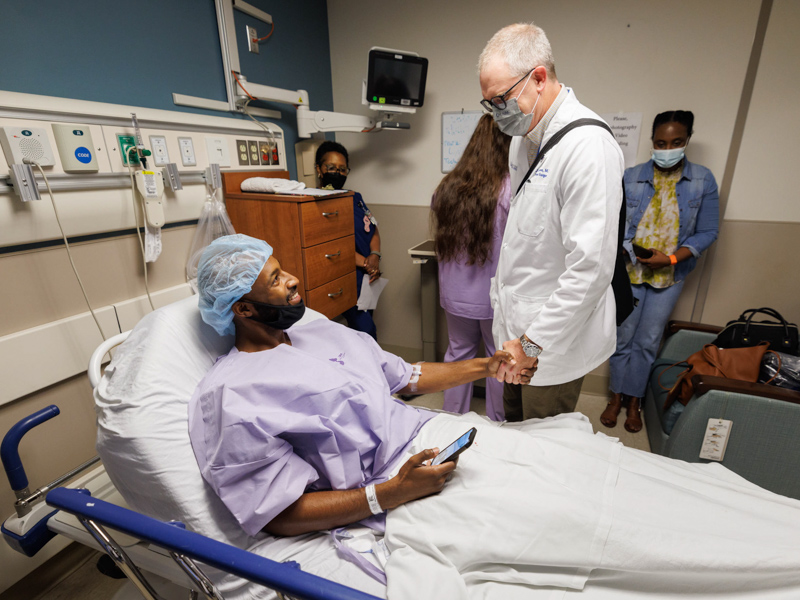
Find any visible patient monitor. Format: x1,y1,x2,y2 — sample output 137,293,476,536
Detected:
364,48,429,113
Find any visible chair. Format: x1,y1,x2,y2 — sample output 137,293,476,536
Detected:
644,320,800,500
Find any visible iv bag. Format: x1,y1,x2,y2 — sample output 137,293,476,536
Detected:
186,193,236,293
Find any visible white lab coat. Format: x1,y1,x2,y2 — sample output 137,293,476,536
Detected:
491,89,624,386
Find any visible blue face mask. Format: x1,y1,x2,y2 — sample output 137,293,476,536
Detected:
652,146,686,169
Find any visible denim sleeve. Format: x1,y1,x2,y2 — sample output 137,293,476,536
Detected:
681,173,720,256
622,239,637,265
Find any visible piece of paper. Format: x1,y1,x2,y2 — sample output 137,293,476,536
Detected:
277,187,344,197
357,274,389,311
699,418,733,461
599,111,643,169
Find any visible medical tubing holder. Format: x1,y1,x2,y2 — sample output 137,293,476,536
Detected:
1,405,60,498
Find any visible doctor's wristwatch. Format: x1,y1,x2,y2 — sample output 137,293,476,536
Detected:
519,335,543,358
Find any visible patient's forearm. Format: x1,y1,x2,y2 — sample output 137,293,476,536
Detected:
264,449,455,537
398,358,493,395
264,488,374,537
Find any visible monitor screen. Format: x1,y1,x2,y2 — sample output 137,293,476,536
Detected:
366,50,428,108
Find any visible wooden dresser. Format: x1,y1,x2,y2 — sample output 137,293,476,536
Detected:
222,171,357,319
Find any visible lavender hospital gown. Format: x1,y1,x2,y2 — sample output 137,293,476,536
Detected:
188,319,434,537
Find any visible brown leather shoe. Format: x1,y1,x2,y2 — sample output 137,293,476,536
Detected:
600,393,623,428
624,397,643,433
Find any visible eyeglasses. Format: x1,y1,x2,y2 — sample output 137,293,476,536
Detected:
480,68,535,112
320,163,350,175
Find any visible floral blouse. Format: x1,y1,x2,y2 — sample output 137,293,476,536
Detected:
627,168,681,288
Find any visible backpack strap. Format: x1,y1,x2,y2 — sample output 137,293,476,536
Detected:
515,118,613,196
513,118,634,326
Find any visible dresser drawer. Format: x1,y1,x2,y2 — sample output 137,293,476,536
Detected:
299,196,353,248
306,272,357,319
303,235,355,290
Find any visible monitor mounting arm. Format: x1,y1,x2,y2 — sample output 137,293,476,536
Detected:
231,75,377,137
172,0,389,138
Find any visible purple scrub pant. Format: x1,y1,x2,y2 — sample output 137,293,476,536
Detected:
442,312,504,421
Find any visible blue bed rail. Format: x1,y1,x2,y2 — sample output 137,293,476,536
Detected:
2,405,60,493
46,487,382,600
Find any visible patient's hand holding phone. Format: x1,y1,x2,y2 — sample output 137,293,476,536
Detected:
430,427,477,466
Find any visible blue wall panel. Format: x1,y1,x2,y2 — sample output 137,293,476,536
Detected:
0,0,334,179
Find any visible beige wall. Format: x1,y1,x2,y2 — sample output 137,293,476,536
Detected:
328,0,759,208
0,226,195,590
329,0,800,366
724,0,800,223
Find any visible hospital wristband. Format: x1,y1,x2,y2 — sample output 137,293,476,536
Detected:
408,362,424,393
669,254,678,265
365,484,384,515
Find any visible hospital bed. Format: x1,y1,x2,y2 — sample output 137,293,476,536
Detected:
5,296,800,600
3,296,388,599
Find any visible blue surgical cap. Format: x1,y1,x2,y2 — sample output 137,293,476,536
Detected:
196,234,274,336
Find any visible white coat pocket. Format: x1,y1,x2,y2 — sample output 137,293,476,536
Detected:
516,182,550,238
511,292,549,331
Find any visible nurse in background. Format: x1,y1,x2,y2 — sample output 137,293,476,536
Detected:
431,114,512,420
315,141,381,341
601,110,719,433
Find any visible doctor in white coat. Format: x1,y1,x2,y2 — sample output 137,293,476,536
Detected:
479,23,624,420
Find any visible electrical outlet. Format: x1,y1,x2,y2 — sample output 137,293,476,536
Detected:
246,25,259,54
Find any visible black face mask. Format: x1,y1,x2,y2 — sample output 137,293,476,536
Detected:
242,297,306,330
320,172,347,190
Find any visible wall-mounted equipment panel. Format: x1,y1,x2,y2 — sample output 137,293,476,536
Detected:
0,90,288,249
52,124,98,173
178,137,197,166
149,135,170,166
0,126,56,167
205,136,231,167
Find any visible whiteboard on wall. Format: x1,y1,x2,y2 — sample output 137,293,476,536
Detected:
441,111,483,173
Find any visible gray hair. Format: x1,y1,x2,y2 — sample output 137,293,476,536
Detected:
478,23,556,79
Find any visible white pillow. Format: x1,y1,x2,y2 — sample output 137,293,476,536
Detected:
95,295,323,547
94,297,388,599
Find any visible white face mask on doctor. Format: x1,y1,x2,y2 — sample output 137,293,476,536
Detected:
484,68,541,137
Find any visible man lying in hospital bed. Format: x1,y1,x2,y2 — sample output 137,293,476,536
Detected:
183,233,800,600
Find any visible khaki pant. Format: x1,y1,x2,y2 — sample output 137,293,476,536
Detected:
503,377,585,421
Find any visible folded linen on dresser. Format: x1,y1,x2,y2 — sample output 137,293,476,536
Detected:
241,177,306,194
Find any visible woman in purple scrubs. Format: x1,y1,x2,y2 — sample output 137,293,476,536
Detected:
431,114,512,420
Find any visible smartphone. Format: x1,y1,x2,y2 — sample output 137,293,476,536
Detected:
430,427,477,466
632,243,654,259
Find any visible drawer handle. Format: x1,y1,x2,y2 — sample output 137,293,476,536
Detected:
325,251,341,259
322,211,339,217
327,288,343,298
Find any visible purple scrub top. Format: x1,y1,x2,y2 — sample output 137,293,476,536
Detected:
435,178,511,320
188,319,434,537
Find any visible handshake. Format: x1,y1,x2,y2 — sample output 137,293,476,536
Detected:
487,336,538,385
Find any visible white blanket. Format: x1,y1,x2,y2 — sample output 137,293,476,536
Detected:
240,177,306,194
385,413,800,599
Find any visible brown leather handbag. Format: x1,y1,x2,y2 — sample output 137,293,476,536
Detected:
661,342,779,409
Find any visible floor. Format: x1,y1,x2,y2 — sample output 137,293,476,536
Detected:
3,392,650,600
0,544,127,600
404,389,652,452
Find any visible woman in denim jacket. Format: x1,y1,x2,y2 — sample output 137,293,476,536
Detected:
601,110,719,432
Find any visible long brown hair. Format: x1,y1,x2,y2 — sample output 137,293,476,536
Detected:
432,114,511,265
